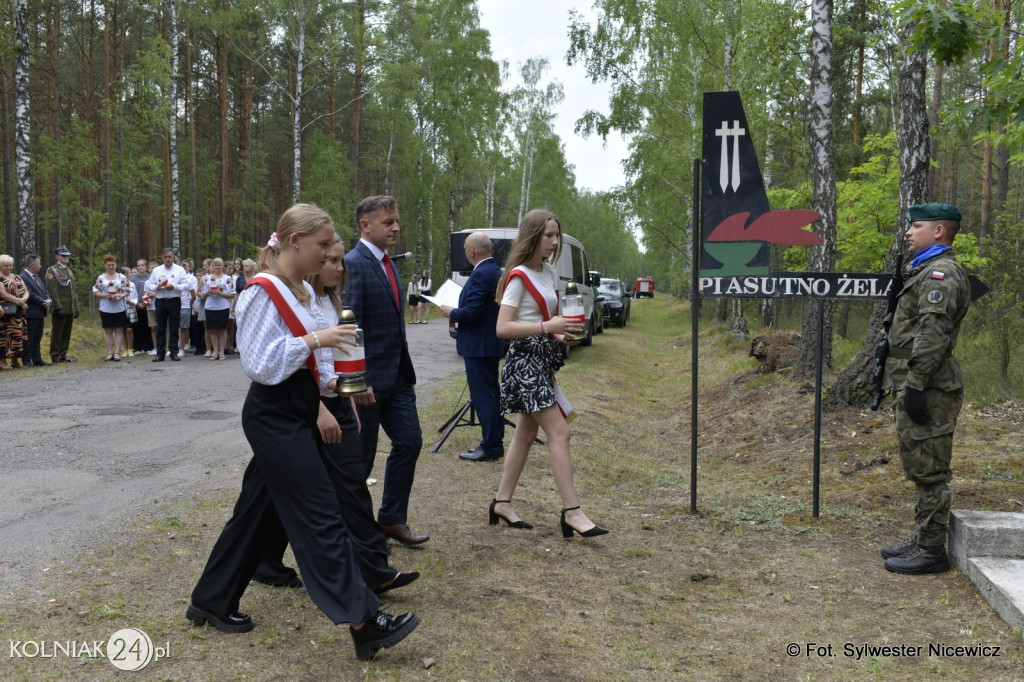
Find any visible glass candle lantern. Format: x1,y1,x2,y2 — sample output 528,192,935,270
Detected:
561,281,585,326
334,307,367,394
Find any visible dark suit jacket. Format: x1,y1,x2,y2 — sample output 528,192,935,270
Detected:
20,268,49,319
343,241,416,391
449,257,503,358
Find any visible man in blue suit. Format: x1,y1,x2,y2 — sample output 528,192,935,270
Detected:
441,232,505,461
344,195,428,546
19,254,51,367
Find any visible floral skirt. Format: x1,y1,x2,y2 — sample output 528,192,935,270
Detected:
500,334,565,415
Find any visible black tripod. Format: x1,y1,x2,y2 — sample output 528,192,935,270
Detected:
431,396,541,453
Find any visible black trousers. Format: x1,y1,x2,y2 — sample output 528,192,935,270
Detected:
132,311,152,352
154,297,180,354
189,311,206,354
190,373,379,625
22,316,44,362
258,395,395,590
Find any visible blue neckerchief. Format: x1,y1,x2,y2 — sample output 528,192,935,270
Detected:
910,244,951,268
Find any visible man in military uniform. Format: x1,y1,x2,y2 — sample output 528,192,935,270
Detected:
46,246,79,363
880,203,971,575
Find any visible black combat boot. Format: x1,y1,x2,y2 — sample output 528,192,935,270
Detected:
880,536,917,559
884,544,950,575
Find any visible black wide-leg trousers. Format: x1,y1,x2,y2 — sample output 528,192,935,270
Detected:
257,395,395,590
190,372,379,625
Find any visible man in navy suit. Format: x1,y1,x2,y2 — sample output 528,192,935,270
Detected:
19,254,51,367
441,233,505,461
343,195,428,546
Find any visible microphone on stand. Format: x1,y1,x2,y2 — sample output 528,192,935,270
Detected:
391,252,414,260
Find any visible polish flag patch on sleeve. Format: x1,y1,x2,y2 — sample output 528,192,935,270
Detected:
931,271,945,280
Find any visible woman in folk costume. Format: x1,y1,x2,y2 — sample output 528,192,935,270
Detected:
489,209,609,539
186,203,420,661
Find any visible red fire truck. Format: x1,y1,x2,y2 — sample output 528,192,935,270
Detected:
634,277,655,298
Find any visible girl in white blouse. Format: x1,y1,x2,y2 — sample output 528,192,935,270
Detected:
490,209,608,539
406,279,420,324
199,258,235,359
416,270,431,323
187,204,420,660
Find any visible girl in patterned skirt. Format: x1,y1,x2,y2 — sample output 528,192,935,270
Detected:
489,209,609,539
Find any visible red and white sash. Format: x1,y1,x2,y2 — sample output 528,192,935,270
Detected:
504,266,575,422
505,266,558,339
248,274,320,387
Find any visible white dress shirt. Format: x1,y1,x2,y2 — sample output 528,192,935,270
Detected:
145,263,187,299
181,274,197,310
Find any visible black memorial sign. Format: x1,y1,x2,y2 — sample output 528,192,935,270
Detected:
700,272,893,299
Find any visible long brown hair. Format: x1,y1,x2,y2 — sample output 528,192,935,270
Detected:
257,203,334,303
495,209,561,303
306,234,346,316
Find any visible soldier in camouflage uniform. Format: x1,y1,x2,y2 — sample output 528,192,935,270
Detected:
880,203,971,575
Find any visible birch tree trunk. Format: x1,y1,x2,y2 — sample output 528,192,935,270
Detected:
350,0,365,198
517,127,534,226
168,0,181,256
796,0,838,380
2,71,15,254
14,0,35,257
187,22,199,261
292,15,306,204
826,23,930,408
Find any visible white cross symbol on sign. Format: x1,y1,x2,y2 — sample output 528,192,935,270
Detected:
715,120,746,192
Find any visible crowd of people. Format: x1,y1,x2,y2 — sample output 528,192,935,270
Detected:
0,197,980,667
2,197,615,663
0,248,260,367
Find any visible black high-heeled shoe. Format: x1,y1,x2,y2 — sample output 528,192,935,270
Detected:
560,506,609,538
489,499,533,529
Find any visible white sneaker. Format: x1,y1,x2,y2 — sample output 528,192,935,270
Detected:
204,350,212,357
166,351,171,358
177,349,185,358
147,349,157,356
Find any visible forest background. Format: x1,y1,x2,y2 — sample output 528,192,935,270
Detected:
1,0,1022,398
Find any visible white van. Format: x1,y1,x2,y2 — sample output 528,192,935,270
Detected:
448,228,603,346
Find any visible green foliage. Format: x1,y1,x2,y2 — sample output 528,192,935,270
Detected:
301,131,354,228
968,217,1024,385
898,1,988,66
835,134,899,273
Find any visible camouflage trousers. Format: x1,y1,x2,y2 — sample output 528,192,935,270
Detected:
893,387,964,547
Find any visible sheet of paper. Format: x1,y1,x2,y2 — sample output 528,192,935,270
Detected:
420,279,463,308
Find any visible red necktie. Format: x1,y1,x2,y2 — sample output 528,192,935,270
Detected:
382,254,400,307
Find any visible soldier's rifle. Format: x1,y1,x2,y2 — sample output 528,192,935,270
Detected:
870,247,906,410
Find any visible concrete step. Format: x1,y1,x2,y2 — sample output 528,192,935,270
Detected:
950,510,1024,565
949,510,1024,632
961,558,1024,630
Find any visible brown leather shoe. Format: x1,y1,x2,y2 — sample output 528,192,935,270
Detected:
381,523,429,546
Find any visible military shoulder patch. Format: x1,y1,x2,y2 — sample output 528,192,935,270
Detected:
927,290,944,304
931,270,945,279
46,272,54,279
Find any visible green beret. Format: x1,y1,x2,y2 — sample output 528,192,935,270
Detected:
908,203,961,223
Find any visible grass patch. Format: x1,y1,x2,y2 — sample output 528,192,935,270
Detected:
2,296,1022,680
